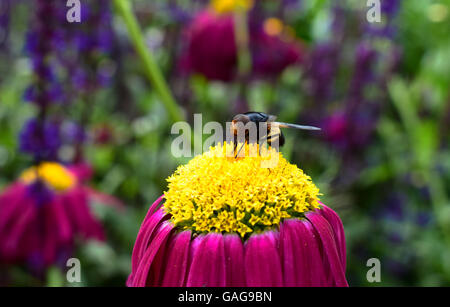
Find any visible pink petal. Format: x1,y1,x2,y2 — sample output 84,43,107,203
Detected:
0,183,28,235
161,231,192,286
280,219,312,286
43,202,58,265
318,203,346,270
302,219,332,286
307,211,348,287
145,195,165,222
131,196,165,266
51,196,73,242
130,207,169,279
64,187,104,240
3,201,35,259
223,234,246,286
186,233,226,287
245,232,283,287
83,186,124,209
132,221,174,287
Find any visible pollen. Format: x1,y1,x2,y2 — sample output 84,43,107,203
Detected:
20,162,76,192
163,142,321,238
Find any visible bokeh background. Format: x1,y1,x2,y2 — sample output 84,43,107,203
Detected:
0,0,449,286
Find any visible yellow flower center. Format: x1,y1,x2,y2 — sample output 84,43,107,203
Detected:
263,18,284,36
164,142,321,238
20,162,76,192
263,17,297,42
210,0,254,14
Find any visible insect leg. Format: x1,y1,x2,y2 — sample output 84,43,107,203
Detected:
235,142,246,158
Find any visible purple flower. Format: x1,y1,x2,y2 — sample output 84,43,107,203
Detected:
322,112,348,145
19,118,61,161
21,0,115,161
0,0,10,49
348,43,378,100
304,43,339,103
382,0,401,17
250,24,304,78
166,2,193,24
26,180,54,208
61,121,87,145
365,0,402,38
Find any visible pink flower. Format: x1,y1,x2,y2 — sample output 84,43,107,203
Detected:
180,11,237,81
179,10,304,82
0,162,118,271
323,112,348,144
127,197,347,287
128,144,348,287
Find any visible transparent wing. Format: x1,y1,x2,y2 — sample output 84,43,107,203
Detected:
273,122,321,131
267,115,278,122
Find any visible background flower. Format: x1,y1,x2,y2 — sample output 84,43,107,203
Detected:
0,163,104,275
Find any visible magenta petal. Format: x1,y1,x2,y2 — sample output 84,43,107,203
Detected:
145,195,165,221
43,203,58,265
245,232,283,287
318,203,346,270
65,187,104,240
307,211,348,287
3,203,35,258
301,219,332,286
0,183,28,235
161,231,191,286
186,233,226,287
223,234,246,286
132,221,173,287
51,196,72,242
280,220,312,286
130,207,168,279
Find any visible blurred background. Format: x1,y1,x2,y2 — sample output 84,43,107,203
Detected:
0,0,449,286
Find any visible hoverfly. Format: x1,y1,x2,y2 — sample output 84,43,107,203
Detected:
230,111,321,157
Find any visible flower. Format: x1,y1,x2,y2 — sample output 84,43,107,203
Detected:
304,43,339,104
179,6,304,81
180,10,237,81
210,0,254,14
348,43,378,100
251,18,304,78
0,162,105,273
19,118,61,161
0,0,10,50
128,143,347,286
21,0,115,161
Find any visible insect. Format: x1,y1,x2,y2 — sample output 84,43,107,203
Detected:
230,111,321,157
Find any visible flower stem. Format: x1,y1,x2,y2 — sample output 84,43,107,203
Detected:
113,0,184,123
233,10,252,77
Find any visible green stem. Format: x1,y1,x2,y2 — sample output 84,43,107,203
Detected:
233,10,252,77
113,0,184,123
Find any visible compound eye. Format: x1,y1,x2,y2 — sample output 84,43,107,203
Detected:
232,114,250,123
